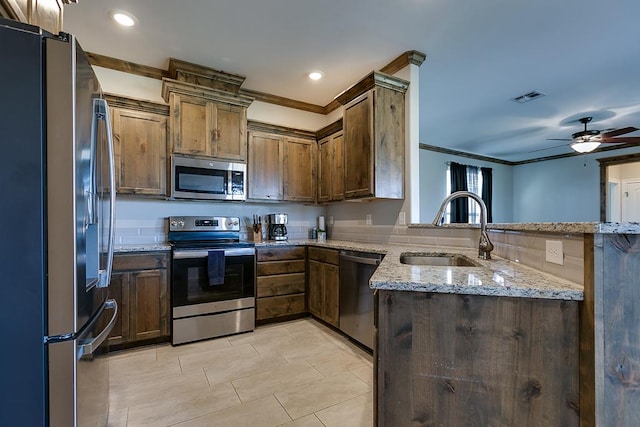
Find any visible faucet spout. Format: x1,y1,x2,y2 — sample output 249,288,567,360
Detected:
432,191,494,260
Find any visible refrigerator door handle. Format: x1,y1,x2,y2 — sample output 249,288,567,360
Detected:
96,98,116,288
78,299,117,357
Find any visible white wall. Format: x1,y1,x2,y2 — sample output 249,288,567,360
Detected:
418,149,514,223
511,146,640,222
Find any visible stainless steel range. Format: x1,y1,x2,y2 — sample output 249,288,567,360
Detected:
168,216,255,345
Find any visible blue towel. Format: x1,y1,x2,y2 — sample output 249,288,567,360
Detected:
207,250,225,286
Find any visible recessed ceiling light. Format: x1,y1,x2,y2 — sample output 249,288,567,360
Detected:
112,10,137,27
308,71,323,81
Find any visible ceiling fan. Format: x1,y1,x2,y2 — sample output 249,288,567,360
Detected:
547,117,640,153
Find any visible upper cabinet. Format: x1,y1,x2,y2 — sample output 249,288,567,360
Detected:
1,0,64,34
162,59,253,162
105,94,169,196
336,71,408,200
317,121,344,203
247,122,316,202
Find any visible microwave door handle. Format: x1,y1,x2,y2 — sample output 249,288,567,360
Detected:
95,98,116,288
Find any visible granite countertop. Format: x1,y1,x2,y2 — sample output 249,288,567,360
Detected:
370,245,583,301
113,238,584,301
409,222,640,234
257,239,583,301
114,244,172,253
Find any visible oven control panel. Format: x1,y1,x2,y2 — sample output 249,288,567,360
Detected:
169,216,240,232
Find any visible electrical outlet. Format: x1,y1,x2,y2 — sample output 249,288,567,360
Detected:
398,212,406,226
366,214,372,225
545,240,564,265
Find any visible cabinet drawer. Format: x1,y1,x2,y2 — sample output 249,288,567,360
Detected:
257,246,305,262
256,294,306,320
257,273,306,297
257,260,305,276
113,252,169,271
308,247,339,265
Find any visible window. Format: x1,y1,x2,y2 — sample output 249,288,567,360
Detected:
445,163,490,224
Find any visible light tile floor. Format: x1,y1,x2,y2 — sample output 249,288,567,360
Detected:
107,318,374,427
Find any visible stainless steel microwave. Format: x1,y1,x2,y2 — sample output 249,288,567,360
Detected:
171,155,246,201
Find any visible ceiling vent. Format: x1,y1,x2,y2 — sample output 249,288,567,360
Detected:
511,90,546,104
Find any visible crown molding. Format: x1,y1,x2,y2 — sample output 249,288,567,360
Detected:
86,50,425,116
103,93,169,116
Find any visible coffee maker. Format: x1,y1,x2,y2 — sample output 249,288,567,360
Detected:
267,213,288,241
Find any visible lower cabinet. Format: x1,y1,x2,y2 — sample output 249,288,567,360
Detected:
307,247,340,327
107,252,170,347
256,246,307,322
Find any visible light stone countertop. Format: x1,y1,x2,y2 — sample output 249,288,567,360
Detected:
410,222,640,234
114,244,171,253
113,239,585,301
256,239,584,301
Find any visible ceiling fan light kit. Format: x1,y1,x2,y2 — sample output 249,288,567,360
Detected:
547,116,640,154
570,140,601,153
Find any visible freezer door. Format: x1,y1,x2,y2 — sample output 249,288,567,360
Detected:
49,299,117,427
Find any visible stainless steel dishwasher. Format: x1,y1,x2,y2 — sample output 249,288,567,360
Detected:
339,250,383,350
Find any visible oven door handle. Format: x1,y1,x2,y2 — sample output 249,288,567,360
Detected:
173,248,255,259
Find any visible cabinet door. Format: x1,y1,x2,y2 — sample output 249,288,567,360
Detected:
248,131,284,200
317,137,332,203
1,0,63,34
128,269,169,342
323,263,340,327
344,92,374,198
104,272,129,345
331,133,345,201
112,108,167,195
171,94,214,157
284,137,316,202
213,103,247,161
308,260,323,319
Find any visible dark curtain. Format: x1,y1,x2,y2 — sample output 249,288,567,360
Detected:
450,162,468,223
481,167,493,223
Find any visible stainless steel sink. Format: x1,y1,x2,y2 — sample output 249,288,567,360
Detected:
399,252,481,267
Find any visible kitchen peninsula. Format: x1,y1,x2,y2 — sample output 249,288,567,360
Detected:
370,222,640,427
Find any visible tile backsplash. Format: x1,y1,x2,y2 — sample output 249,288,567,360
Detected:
488,229,584,285
113,198,324,245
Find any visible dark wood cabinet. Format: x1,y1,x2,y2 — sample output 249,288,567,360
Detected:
247,122,316,202
256,246,307,322
318,131,344,203
283,136,316,202
0,0,63,34
307,247,340,327
376,290,580,427
167,93,247,161
107,252,170,348
105,94,170,197
161,64,252,163
338,71,408,200
247,131,284,200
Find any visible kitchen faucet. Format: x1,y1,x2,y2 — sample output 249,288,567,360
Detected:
432,191,494,260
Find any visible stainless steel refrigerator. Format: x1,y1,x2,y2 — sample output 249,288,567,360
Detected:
0,17,117,426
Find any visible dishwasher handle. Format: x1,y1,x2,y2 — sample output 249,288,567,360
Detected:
339,252,382,266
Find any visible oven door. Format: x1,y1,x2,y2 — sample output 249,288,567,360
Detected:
172,247,255,308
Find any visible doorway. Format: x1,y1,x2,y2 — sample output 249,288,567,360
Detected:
599,154,640,222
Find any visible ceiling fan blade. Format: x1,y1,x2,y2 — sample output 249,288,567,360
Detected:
528,143,568,153
546,138,572,141
603,127,639,137
601,137,640,144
